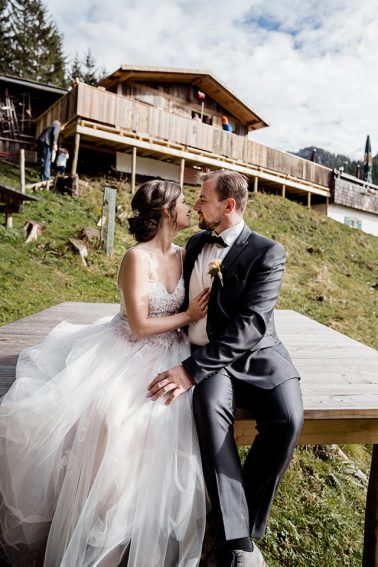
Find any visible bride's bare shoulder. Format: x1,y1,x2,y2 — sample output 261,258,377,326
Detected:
121,245,150,262
118,246,151,283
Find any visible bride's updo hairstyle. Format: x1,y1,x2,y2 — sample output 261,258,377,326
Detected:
128,179,182,242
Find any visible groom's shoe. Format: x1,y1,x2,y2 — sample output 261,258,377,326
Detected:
228,546,267,567
207,544,266,567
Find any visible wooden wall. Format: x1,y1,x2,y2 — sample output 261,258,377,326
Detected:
36,83,333,188
37,86,78,134
333,177,378,214
119,81,248,136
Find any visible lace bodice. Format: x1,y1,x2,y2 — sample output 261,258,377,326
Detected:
120,278,185,319
112,278,186,348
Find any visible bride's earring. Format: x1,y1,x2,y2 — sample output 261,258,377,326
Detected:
163,209,171,224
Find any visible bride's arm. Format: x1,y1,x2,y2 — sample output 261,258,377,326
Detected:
118,248,208,338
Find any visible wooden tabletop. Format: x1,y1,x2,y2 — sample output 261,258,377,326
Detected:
1,302,377,443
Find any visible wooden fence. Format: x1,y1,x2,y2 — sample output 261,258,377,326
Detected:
37,83,332,188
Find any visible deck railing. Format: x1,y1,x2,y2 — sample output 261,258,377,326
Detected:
37,83,332,188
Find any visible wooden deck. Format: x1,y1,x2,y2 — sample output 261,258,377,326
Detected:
1,303,378,565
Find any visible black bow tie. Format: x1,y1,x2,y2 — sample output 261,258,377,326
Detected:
204,234,228,247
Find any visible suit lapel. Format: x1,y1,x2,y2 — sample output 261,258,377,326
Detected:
207,224,252,317
184,224,253,298
221,224,252,272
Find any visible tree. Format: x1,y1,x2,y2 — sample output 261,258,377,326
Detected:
70,53,83,83
68,48,106,86
0,0,12,74
81,48,98,85
1,1,107,89
6,0,66,86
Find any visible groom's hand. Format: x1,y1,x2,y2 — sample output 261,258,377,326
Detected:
147,365,194,405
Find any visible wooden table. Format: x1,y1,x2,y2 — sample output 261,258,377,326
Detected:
1,303,378,565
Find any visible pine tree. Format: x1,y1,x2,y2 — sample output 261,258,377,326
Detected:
7,0,66,86
81,48,98,85
70,53,83,83
68,48,107,86
68,48,106,86
0,0,13,74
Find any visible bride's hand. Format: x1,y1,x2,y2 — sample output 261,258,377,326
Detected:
186,288,210,322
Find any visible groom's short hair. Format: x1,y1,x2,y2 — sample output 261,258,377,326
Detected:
201,170,248,213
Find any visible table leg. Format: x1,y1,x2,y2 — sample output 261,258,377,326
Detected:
363,444,378,566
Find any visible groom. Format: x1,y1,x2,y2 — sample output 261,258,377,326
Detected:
148,170,304,567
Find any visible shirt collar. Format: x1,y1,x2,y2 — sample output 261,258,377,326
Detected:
213,220,245,247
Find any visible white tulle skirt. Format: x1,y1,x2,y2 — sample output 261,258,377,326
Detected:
0,314,206,566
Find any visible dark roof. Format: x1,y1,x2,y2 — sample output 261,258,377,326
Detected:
0,74,67,95
99,65,269,131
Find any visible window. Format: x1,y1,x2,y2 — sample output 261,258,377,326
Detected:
344,216,362,229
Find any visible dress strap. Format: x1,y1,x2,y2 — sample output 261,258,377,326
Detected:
117,246,152,289
173,244,184,277
135,247,153,274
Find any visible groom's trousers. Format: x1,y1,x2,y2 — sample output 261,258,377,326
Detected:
192,371,303,540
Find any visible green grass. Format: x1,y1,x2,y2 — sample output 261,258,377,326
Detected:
1,162,377,350
258,444,370,566
1,159,377,565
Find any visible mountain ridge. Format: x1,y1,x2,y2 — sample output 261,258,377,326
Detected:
292,146,378,184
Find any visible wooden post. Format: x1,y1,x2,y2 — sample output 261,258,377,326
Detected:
363,445,378,567
20,149,25,194
254,176,258,193
282,184,286,198
179,158,185,189
307,192,311,209
71,132,80,175
100,186,117,256
131,147,137,194
5,211,13,229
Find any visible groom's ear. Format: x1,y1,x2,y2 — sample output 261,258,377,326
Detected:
224,197,236,214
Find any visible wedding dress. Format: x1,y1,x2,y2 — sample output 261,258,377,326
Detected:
0,270,206,566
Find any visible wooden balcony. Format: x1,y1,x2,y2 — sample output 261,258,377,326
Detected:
36,83,332,195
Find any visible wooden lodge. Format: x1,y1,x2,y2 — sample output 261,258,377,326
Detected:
35,66,333,206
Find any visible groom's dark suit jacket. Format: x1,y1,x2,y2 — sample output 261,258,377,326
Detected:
182,224,300,387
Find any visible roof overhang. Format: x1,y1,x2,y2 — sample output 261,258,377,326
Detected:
0,74,67,95
99,65,269,132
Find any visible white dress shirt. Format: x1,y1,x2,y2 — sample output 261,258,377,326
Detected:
188,220,245,346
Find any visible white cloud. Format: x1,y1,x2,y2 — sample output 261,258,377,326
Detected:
45,0,378,159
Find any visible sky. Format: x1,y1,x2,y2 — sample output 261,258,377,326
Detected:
45,0,378,160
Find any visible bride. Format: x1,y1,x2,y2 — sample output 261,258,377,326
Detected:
0,179,208,567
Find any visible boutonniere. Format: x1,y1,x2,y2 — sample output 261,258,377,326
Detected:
208,259,223,286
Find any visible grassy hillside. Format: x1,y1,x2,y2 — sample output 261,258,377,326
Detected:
0,159,377,565
1,159,377,349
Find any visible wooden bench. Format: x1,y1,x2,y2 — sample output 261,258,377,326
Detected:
0,183,38,228
1,303,378,565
